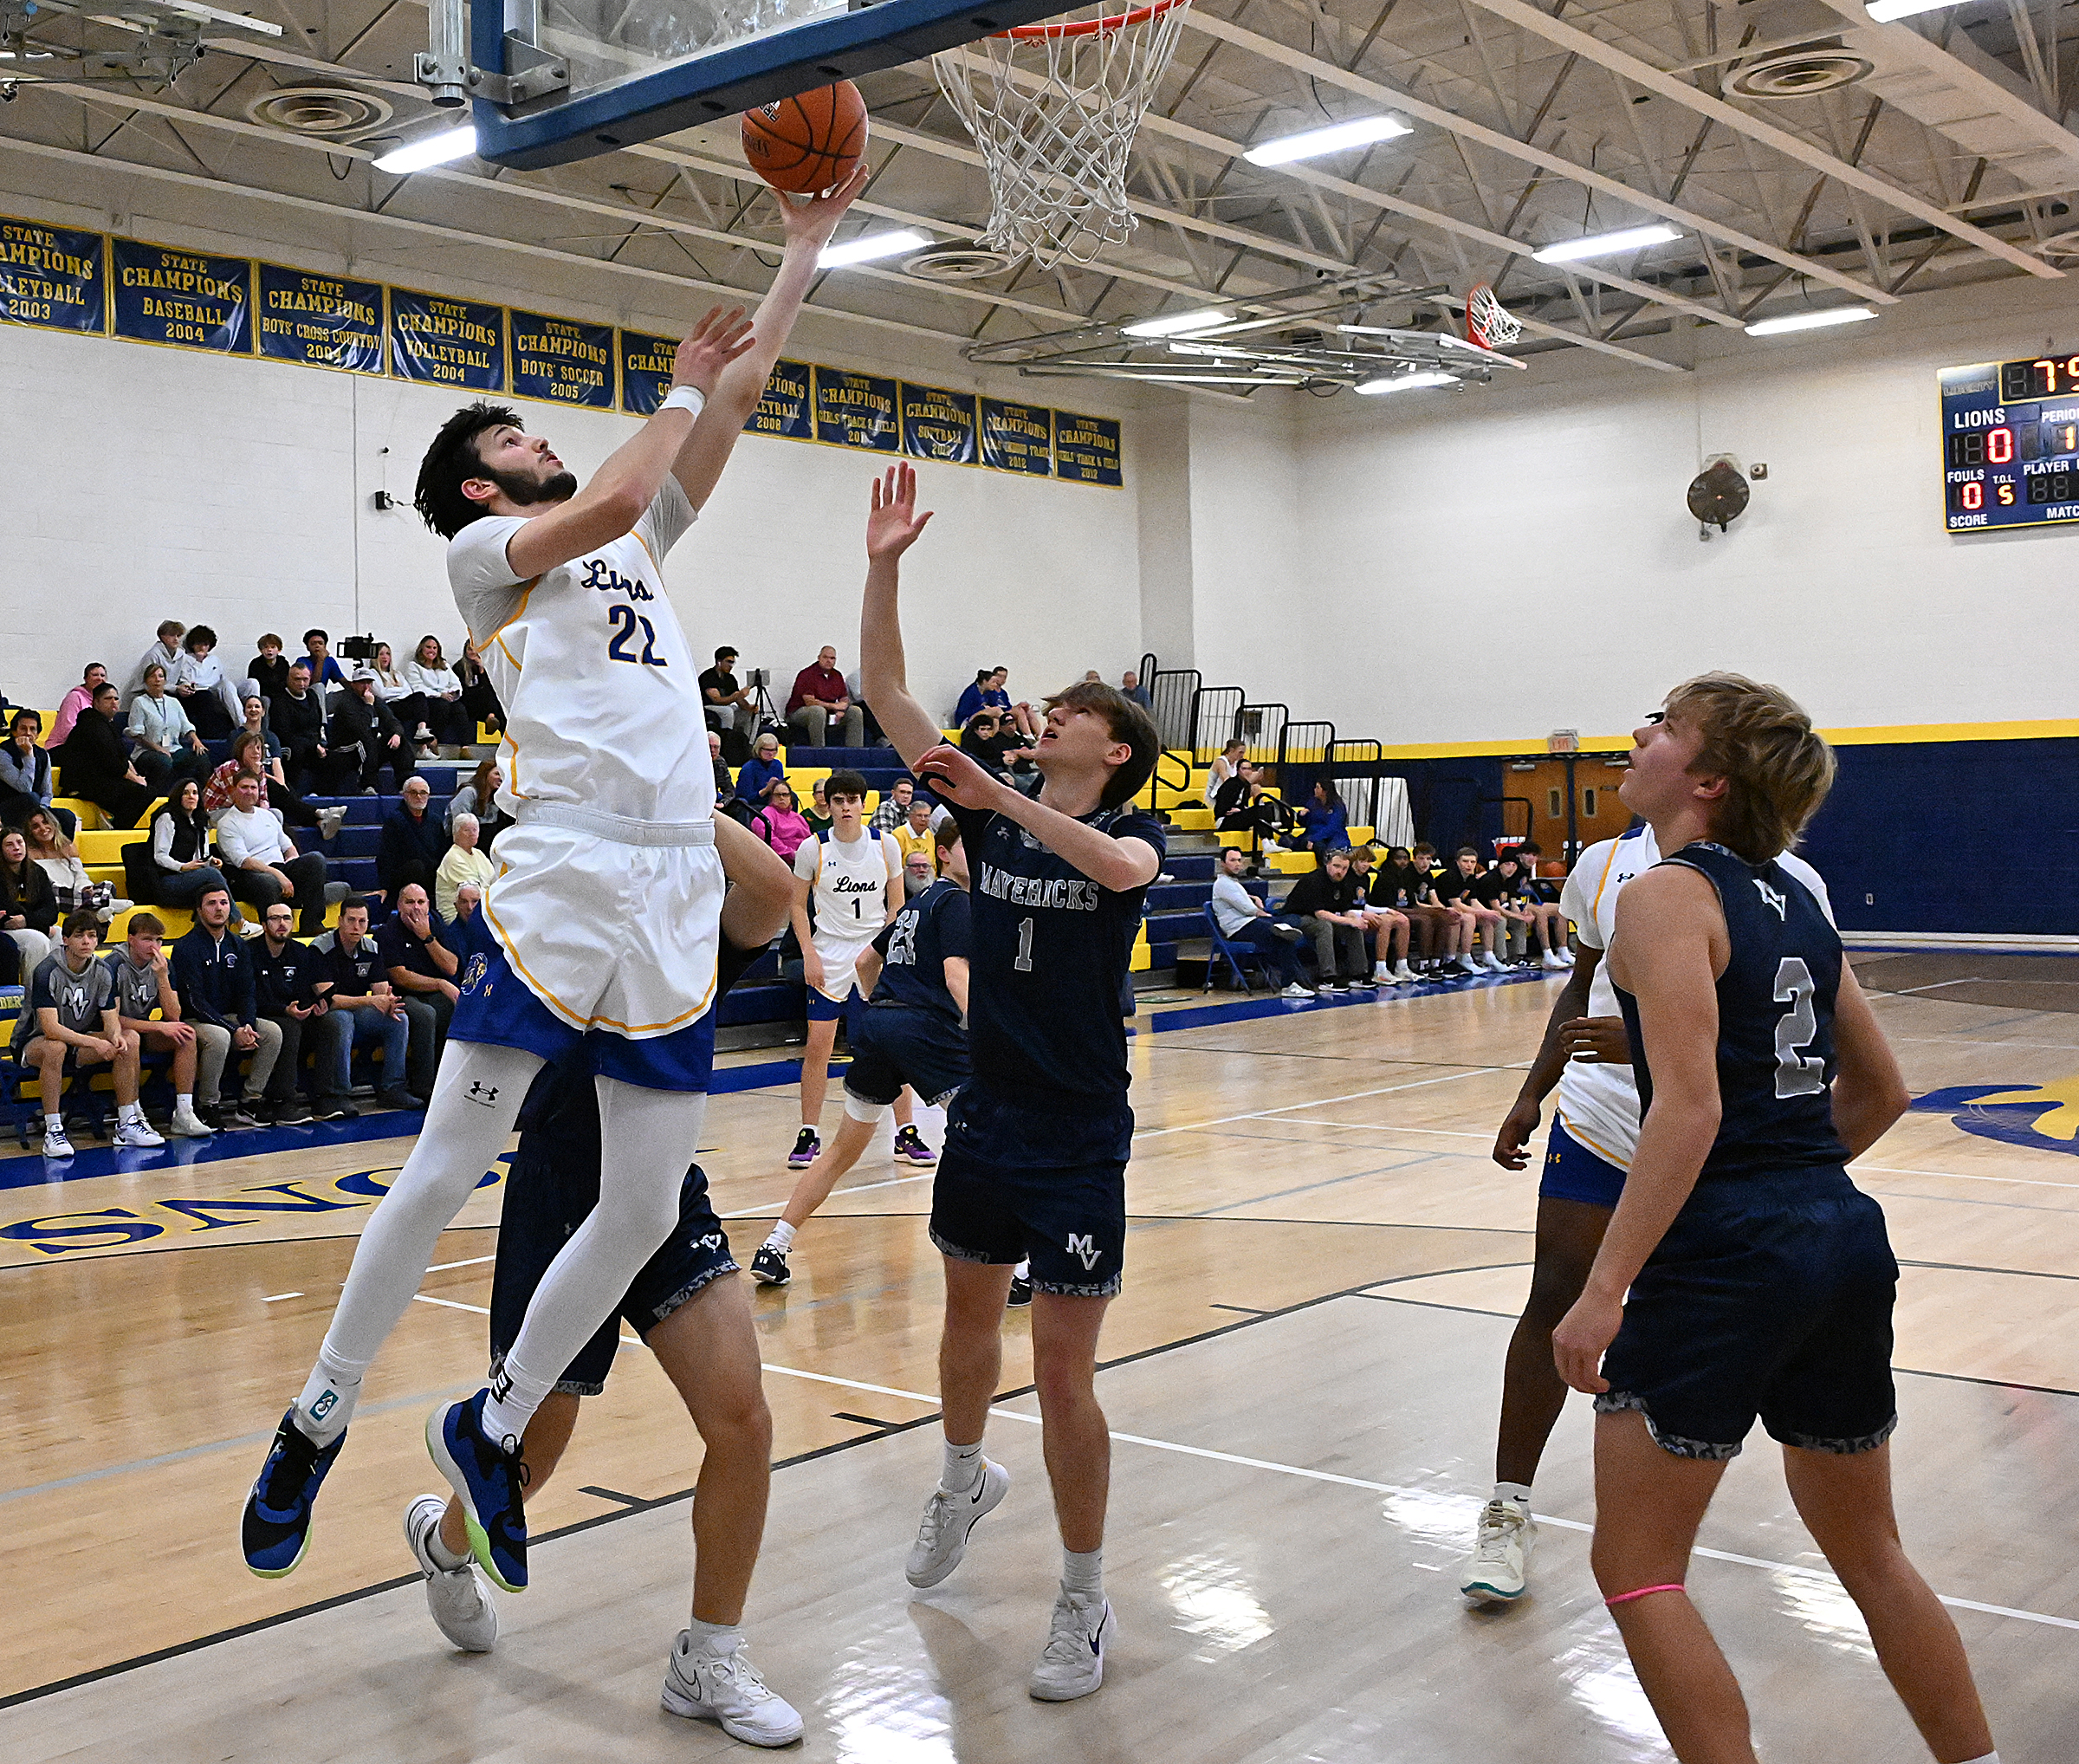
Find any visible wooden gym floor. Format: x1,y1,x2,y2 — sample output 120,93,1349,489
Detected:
2,962,2075,1761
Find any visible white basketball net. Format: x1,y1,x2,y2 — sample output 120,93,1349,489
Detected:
933,1,1193,271
1467,283,1522,348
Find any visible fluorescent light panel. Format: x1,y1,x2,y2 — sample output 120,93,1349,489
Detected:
1243,114,1412,166
1531,223,1682,263
372,125,477,174
1863,0,1953,20
819,229,929,269
1745,305,1877,336
1123,308,1232,338
1355,370,1454,395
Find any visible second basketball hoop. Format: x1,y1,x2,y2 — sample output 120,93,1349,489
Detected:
1466,282,1523,350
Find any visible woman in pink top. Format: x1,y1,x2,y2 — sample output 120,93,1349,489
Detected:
48,662,108,748
751,778,812,862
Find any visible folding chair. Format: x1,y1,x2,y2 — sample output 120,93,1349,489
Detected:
1203,903,1279,994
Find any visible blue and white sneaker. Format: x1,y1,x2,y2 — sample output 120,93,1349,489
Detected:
241,1407,346,1578
426,1389,528,1593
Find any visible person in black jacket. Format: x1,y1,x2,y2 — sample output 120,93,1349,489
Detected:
57,683,154,828
328,670,411,795
247,634,293,704
269,662,350,794
251,899,352,1122
377,776,450,899
2,822,60,973
455,639,503,739
170,883,284,1125
1282,848,1376,992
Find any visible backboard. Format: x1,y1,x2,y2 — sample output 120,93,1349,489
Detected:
464,0,1086,171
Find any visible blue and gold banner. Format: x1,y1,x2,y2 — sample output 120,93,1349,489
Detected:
619,329,677,415
390,286,504,391
1,215,104,334
1053,409,1122,487
746,359,813,438
256,263,383,373
510,308,614,408
112,237,250,354
980,399,1052,477
899,382,979,464
813,366,900,451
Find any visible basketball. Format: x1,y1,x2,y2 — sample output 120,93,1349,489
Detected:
742,81,868,195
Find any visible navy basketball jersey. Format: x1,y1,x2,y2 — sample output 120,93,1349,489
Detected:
951,785,1165,1106
869,879,971,1022
1617,841,1850,1181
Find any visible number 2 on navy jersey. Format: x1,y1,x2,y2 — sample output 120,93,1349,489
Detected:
605,604,668,667
1772,957,1825,1097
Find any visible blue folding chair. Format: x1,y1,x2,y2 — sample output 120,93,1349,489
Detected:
1203,903,1279,994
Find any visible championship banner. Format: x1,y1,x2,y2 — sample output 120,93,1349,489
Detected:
0,215,105,334
509,308,614,408
111,237,250,354
619,329,677,414
979,398,1052,477
389,286,504,391
746,359,813,439
256,263,383,374
1053,409,1123,487
813,366,900,451
898,382,979,464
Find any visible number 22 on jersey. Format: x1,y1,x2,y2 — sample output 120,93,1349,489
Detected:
605,603,669,667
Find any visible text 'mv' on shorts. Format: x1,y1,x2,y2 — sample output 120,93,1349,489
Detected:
843,1003,970,1111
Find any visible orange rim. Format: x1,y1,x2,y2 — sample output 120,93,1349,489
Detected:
999,0,1188,40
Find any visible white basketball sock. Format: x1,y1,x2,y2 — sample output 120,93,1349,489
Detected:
766,1221,797,1252
1493,1481,1534,1508
294,1349,364,1445
940,1437,985,1495
1062,1546,1103,1599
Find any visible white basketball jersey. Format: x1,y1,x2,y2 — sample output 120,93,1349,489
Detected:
796,827,897,944
448,479,711,825
1556,824,1834,1171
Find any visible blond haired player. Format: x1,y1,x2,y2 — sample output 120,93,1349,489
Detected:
242,169,869,1599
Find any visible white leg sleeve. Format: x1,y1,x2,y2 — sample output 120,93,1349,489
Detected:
844,1093,894,1125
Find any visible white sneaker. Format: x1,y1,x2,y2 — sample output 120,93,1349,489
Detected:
115,1116,165,1148
1280,983,1313,999
168,1106,216,1138
905,1459,1010,1587
1459,1499,1537,1602
662,1631,804,1747
318,806,347,840
1542,950,1570,970
1559,948,1577,966
1482,953,1510,972
1391,963,1419,983
41,1125,74,1159
1454,956,1483,976
403,1493,498,1651
1028,1592,1111,1702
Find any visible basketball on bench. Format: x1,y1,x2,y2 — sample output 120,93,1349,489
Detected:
742,81,868,195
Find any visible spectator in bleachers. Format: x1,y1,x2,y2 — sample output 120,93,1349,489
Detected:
803,776,832,836
170,884,282,1128
247,634,291,703
105,911,219,1138
705,733,735,811
1214,762,1293,866
1205,737,1246,812
1347,846,1418,984
23,808,125,923
1,709,74,835
217,773,328,936
750,779,812,862
1209,846,1311,997
301,629,348,690
308,895,416,1111
1280,846,1374,991
902,848,936,899
48,663,107,749
870,775,916,832
446,757,509,847
1120,669,1153,711
959,708,1027,783
150,779,242,922
378,775,449,900
122,619,186,709
403,635,472,753
953,668,1008,727
435,813,495,922
1,824,58,974
368,644,419,751
330,667,411,794
126,664,211,792
699,645,758,757
446,882,494,959
206,730,346,841
1286,779,1350,855
59,682,155,828
454,639,503,738
786,645,864,749
18,909,159,1153
270,662,342,795
378,881,458,1094
735,731,787,806
892,794,937,877
252,898,347,1122
172,626,247,737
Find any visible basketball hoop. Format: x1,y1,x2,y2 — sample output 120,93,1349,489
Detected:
1466,282,1522,349
933,0,1193,271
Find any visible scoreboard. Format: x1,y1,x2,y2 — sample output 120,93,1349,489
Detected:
1938,348,2079,532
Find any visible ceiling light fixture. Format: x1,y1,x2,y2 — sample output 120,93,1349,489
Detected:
1863,0,1956,21
1243,115,1413,166
372,125,478,173
1123,308,1233,338
1745,305,1877,336
1531,223,1682,263
1355,369,1454,395
819,229,930,269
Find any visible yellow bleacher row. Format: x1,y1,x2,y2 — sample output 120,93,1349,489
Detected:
1134,753,1376,874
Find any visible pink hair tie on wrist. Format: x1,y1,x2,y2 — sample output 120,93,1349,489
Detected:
1605,1583,1685,1608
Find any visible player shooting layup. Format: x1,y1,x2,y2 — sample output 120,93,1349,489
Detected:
242,172,868,1598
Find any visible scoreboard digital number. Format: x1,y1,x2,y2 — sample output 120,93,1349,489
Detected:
1938,348,2079,532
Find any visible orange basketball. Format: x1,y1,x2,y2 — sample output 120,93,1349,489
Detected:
742,81,869,196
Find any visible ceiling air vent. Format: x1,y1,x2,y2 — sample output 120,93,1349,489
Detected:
902,242,1020,281
1727,44,1872,100
246,85,395,139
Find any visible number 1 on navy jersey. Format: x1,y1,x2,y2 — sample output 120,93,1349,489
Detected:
605,603,668,667
1014,917,1034,972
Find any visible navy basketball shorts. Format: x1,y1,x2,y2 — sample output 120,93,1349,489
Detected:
489,1156,736,1397
929,1086,1133,1298
451,944,717,1092
844,1004,970,1111
804,983,863,1027
1595,1169,1899,1461
1540,1116,1628,1210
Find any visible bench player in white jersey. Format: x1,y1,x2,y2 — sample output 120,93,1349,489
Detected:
1460,818,1833,1603
241,170,868,1599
